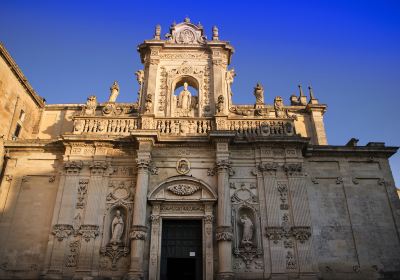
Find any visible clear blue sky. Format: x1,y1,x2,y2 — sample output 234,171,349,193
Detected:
1,0,399,185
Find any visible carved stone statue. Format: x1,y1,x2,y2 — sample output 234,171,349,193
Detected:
145,94,153,113
240,214,254,245
216,95,224,114
110,210,124,244
254,83,264,105
212,26,219,40
274,96,285,118
108,81,119,103
135,70,145,103
83,95,97,115
177,82,192,110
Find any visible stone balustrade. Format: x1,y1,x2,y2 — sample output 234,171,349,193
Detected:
155,118,212,136
73,117,140,135
72,116,295,137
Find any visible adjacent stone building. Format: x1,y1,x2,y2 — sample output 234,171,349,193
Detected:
0,19,399,280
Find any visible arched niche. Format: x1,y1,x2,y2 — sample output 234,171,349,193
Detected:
102,205,130,247
169,75,200,118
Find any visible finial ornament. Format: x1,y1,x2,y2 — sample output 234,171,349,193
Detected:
298,84,307,105
108,81,119,103
212,26,219,41
254,83,264,105
308,85,319,104
154,24,161,40
184,16,190,23
298,84,304,96
308,85,315,99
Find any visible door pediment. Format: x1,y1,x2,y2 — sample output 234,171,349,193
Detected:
148,176,217,202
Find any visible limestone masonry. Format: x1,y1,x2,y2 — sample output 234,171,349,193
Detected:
0,18,399,280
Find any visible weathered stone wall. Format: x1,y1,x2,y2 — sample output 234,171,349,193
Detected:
306,155,400,279
0,150,59,279
0,45,43,140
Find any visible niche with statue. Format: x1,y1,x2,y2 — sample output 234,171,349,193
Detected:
231,182,263,270
100,206,131,270
172,77,199,117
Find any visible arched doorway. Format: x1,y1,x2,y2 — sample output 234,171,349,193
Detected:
147,176,217,280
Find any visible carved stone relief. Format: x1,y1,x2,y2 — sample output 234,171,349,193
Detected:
76,179,89,209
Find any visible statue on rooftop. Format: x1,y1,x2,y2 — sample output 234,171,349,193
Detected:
108,81,119,103
254,83,264,105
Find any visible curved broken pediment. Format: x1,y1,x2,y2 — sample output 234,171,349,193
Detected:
148,175,217,202
166,18,206,45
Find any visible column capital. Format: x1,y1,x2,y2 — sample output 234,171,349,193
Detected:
64,160,83,175
130,225,148,240
215,226,233,241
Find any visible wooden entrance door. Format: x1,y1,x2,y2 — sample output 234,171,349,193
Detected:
160,219,202,280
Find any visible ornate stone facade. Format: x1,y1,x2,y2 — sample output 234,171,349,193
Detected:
0,19,399,280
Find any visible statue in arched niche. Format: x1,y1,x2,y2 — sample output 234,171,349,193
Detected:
240,214,254,245
110,210,124,244
175,82,197,117
177,82,192,111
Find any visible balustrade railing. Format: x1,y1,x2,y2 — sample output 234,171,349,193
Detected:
73,118,140,135
72,116,295,137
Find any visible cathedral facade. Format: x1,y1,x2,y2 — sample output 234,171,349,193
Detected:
0,19,399,280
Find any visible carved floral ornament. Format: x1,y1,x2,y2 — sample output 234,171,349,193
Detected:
167,184,200,196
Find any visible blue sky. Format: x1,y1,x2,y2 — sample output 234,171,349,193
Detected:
1,0,399,185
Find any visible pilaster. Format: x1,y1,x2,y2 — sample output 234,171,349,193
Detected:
126,137,154,280
215,140,234,280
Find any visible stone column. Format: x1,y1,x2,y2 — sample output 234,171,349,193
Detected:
126,139,153,280
215,141,234,280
